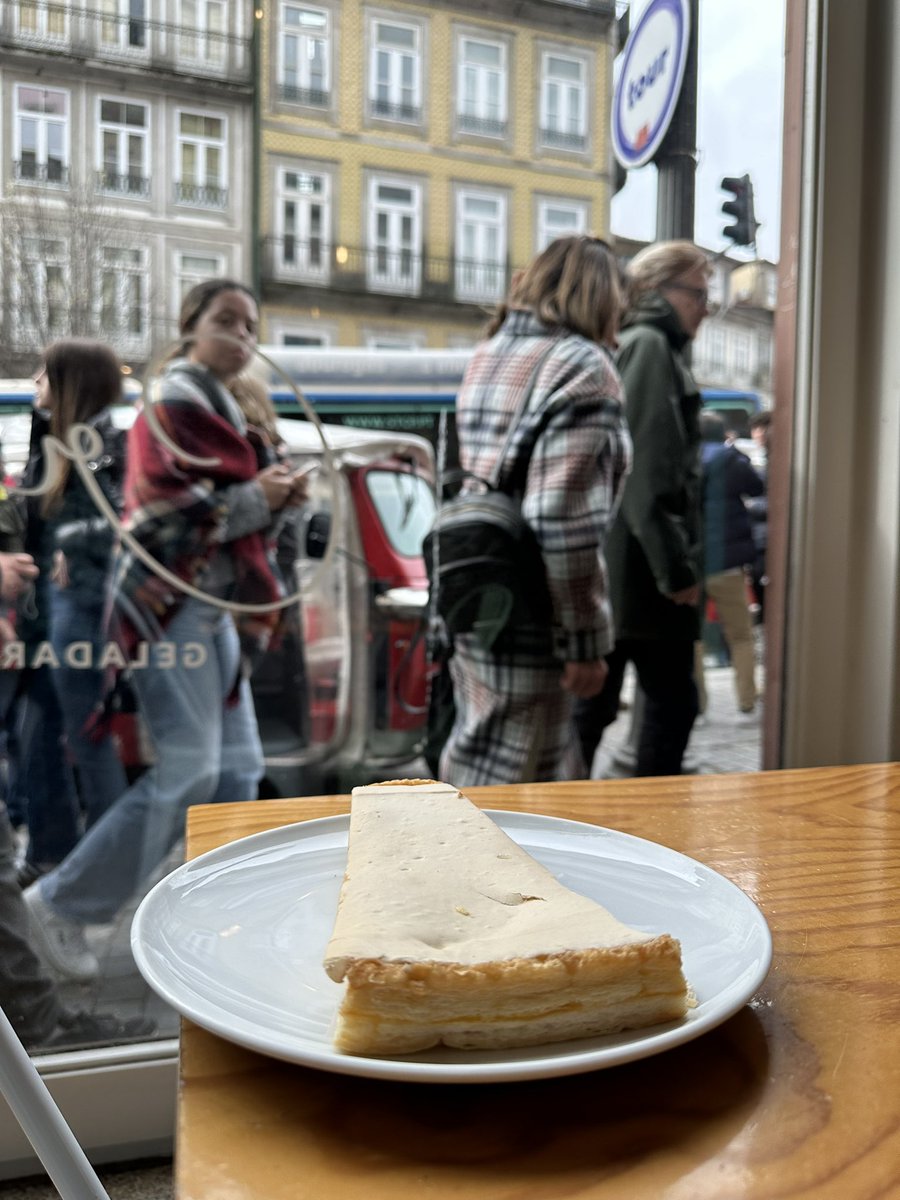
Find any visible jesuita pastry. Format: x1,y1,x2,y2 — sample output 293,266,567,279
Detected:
323,779,688,1055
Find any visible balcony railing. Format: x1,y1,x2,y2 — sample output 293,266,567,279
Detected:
1,3,251,82
539,127,588,152
368,98,422,124
95,170,150,198
278,84,330,108
457,113,508,138
12,158,69,186
262,237,512,307
174,181,228,209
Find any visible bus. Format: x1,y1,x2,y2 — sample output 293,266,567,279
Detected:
256,346,764,452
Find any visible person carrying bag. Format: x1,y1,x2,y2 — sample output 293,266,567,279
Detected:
433,235,631,786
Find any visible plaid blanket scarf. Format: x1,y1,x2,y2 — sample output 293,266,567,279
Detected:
112,398,282,675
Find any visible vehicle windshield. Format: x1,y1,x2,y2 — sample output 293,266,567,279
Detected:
365,469,435,557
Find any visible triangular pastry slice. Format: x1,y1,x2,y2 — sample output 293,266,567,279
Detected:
324,781,688,1055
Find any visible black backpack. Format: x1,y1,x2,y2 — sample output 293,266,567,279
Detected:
423,347,555,651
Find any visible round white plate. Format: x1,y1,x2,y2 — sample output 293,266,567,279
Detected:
131,811,772,1084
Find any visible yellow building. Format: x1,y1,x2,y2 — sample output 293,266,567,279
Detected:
255,0,619,348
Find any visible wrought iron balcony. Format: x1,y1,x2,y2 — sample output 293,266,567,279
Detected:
12,159,69,186
539,127,588,152
368,98,422,124
2,3,251,82
174,181,228,209
278,84,330,108
95,170,150,198
457,113,508,138
261,237,512,308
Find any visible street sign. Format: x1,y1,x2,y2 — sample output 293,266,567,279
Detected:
611,0,691,170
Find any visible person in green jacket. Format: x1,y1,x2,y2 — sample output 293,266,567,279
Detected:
573,240,710,776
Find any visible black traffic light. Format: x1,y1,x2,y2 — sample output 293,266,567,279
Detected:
720,174,758,247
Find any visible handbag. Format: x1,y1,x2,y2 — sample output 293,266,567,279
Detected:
423,346,555,651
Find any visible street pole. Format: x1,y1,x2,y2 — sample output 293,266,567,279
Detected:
606,0,699,780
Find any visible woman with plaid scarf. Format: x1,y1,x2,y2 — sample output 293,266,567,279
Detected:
23,280,308,982
439,237,632,785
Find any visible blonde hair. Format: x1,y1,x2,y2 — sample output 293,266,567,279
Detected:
230,372,282,447
625,240,709,305
486,235,622,345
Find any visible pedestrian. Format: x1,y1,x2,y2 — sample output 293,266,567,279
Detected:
746,411,772,621
439,235,631,785
694,410,765,718
573,239,709,777
15,340,129,888
22,280,308,981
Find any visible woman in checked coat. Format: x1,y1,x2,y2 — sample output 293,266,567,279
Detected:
439,236,632,786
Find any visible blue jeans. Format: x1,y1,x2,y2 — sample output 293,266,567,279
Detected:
39,598,264,925
49,587,128,823
17,665,83,868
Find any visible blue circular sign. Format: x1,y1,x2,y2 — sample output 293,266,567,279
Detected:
611,0,691,170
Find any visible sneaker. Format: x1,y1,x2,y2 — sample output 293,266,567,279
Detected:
735,707,760,725
22,885,100,982
30,1010,157,1053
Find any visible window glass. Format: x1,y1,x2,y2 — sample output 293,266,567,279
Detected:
365,470,436,557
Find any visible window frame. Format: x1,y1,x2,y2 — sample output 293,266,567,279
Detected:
13,83,70,186
274,165,332,282
277,2,332,108
174,108,229,210
534,196,589,253
367,14,424,126
366,174,423,295
538,48,589,154
97,244,150,352
454,186,508,305
455,32,508,140
96,96,151,198
98,0,149,55
176,0,229,68
14,0,69,42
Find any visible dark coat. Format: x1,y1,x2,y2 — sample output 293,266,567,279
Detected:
701,441,764,574
19,409,125,645
605,293,703,641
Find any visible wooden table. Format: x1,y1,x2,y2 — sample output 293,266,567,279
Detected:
177,764,900,1200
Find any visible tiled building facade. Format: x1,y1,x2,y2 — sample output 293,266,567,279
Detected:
256,0,619,349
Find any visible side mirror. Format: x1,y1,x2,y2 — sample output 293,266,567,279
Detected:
306,511,331,560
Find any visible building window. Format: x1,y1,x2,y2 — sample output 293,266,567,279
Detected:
178,0,227,66
364,331,425,350
457,36,507,138
96,99,150,197
15,1,68,41
279,4,330,106
367,177,421,294
99,0,147,52
175,112,228,209
535,198,588,252
176,251,225,301
17,237,68,337
734,330,752,376
455,189,507,304
369,20,421,123
99,246,148,346
14,85,69,185
276,168,331,281
539,52,587,151
708,324,726,372
757,332,772,379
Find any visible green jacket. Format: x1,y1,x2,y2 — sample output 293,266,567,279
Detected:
605,293,702,641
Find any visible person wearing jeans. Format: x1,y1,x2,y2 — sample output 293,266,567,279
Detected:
23,280,307,981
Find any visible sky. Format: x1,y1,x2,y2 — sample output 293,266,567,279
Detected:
610,0,787,263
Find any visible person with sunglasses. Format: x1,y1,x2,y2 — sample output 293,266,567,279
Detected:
573,240,711,777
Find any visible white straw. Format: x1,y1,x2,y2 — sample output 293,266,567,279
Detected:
0,1005,111,1200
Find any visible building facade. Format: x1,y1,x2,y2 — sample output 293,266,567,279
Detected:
256,0,619,349
0,0,256,375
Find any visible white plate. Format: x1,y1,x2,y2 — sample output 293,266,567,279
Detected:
131,811,772,1084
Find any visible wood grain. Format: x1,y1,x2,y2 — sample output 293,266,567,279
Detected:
177,764,900,1199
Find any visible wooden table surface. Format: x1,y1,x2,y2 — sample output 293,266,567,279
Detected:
177,764,900,1200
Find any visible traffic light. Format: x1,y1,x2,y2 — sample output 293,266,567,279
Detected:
720,174,758,247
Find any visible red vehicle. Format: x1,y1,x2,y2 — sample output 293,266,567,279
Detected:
252,420,436,795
